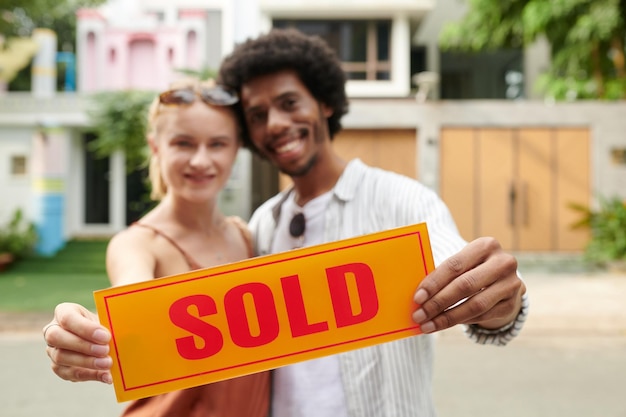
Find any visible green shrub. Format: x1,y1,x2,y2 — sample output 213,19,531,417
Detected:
570,196,626,265
0,208,38,260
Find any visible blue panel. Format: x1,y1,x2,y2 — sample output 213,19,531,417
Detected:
35,193,66,256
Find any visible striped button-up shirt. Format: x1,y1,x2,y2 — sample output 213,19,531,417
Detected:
249,158,529,417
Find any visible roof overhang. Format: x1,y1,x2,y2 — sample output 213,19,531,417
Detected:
259,0,434,19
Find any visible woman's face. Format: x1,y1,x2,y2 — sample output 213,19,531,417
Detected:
151,102,240,204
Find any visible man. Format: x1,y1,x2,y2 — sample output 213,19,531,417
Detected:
45,28,528,417
217,28,528,417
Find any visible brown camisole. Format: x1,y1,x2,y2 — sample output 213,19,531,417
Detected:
120,217,269,417
131,216,254,271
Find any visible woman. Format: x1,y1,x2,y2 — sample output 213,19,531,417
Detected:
44,78,269,417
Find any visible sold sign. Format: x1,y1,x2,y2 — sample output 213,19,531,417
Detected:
94,223,434,402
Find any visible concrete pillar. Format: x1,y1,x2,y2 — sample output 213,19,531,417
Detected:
31,28,57,98
524,36,551,99
31,126,68,256
391,14,411,96
110,150,127,232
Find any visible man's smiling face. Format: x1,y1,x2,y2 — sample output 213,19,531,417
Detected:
240,69,333,177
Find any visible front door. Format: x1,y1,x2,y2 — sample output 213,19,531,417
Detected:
83,133,110,224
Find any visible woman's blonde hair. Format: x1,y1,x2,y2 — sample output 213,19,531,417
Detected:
147,78,220,200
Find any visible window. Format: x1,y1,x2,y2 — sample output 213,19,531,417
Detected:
611,148,626,165
186,30,199,69
440,49,524,99
10,155,27,177
146,10,165,22
273,19,392,81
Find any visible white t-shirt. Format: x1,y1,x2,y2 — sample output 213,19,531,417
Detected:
270,190,332,253
271,191,349,417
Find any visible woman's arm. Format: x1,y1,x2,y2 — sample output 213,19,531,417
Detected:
106,228,157,286
44,228,158,383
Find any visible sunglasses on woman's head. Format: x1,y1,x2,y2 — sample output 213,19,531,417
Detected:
159,85,239,107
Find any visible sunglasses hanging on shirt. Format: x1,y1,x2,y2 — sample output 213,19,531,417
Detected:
289,213,306,239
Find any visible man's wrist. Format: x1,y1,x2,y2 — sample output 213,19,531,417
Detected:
464,292,529,344
473,294,524,330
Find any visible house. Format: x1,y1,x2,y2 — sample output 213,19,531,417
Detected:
0,0,624,255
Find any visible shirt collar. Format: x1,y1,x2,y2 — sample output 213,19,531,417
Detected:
333,158,366,202
270,158,366,222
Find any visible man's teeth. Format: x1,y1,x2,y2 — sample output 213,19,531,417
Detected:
275,140,300,154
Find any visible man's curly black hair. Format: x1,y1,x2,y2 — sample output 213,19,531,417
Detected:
218,28,349,151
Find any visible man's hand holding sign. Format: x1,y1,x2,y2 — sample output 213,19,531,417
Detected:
94,223,434,402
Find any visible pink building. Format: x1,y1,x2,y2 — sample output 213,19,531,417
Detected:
76,6,222,92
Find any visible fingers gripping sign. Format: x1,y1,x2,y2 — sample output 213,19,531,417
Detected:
44,302,114,384
43,322,61,347
412,237,525,333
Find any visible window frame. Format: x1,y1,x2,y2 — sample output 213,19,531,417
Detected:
273,19,392,81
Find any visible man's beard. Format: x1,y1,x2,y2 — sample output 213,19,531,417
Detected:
268,106,328,177
281,152,318,177
279,108,328,178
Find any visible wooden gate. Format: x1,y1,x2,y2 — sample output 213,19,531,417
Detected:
440,127,590,252
334,129,417,178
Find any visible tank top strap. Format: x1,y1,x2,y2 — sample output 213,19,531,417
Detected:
131,222,203,270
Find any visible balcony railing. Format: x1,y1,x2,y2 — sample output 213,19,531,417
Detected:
0,92,93,126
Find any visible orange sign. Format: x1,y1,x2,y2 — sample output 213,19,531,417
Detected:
94,223,434,402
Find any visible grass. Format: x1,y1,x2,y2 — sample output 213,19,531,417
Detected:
0,239,602,314
0,239,111,312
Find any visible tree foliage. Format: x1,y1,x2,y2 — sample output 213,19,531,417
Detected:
86,70,214,171
1,0,106,89
570,196,626,264
174,66,218,81
439,0,626,100
1,0,106,50
87,90,156,172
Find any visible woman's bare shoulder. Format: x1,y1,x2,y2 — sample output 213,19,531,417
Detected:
106,224,160,285
108,223,157,252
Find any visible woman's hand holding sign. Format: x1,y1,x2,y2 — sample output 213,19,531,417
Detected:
44,302,113,384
